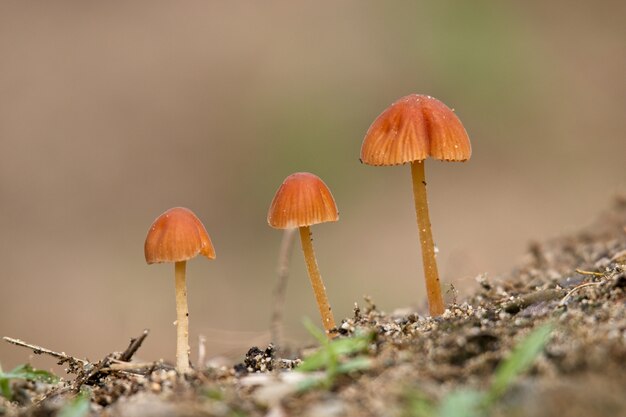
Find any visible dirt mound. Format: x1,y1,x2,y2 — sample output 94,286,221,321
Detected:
2,198,625,417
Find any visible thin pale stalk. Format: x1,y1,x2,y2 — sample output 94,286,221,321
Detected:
299,226,336,337
270,227,297,349
175,261,191,373
411,161,445,316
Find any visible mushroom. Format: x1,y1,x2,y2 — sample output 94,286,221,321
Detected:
360,94,471,316
267,172,338,337
144,207,216,373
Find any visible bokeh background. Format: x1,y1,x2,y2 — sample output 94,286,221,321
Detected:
1,1,624,370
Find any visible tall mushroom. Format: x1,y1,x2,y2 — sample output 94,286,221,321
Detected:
360,94,471,317
267,172,338,337
144,207,216,373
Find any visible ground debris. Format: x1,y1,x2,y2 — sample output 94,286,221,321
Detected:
3,198,626,417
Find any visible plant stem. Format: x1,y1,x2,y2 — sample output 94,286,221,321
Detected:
299,226,336,337
270,228,297,349
411,161,445,316
175,261,191,373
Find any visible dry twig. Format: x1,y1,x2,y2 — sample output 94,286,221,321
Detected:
103,360,172,374
501,289,566,314
575,268,604,277
2,336,88,366
119,329,150,362
559,282,604,306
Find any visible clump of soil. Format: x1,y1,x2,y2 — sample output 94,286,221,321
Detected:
2,197,625,417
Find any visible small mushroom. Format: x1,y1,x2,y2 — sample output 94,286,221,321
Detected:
267,172,338,337
360,94,471,316
144,207,215,373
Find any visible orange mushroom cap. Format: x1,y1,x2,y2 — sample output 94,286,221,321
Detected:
268,172,339,229
360,94,471,166
144,207,216,264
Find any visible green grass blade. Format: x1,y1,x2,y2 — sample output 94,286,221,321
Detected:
406,390,436,417
487,323,553,403
0,377,11,401
6,364,59,384
297,349,331,372
0,363,59,400
58,391,90,417
302,318,329,345
335,356,372,373
438,389,485,417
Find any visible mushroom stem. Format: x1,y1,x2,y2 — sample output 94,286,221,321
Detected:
174,261,191,373
298,226,336,337
410,160,445,316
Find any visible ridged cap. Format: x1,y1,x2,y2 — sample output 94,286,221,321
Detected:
360,94,471,165
144,207,216,264
268,172,339,229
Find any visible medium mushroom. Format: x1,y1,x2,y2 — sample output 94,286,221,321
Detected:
360,94,471,317
268,172,338,337
144,207,216,373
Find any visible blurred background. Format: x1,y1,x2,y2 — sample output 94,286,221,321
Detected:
1,1,624,370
